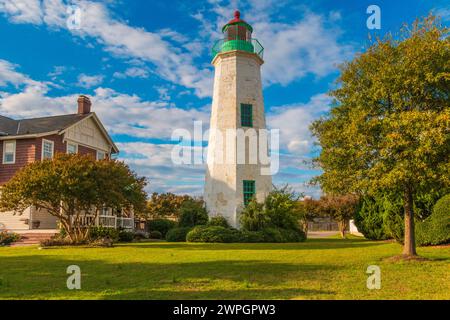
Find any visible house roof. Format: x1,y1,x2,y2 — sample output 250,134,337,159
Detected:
0,113,119,153
0,113,91,136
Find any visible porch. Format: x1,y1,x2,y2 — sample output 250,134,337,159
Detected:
70,214,134,231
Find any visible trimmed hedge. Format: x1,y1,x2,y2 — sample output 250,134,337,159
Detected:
147,219,177,237
416,194,450,246
149,230,163,239
207,216,231,228
166,227,192,242
187,226,241,243
186,226,306,243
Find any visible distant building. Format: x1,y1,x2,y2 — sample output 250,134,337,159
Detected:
0,96,133,231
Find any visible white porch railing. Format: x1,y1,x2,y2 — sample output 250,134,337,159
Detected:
69,215,134,230
117,217,134,230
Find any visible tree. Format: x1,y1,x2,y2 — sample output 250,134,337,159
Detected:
311,16,449,256
0,154,147,243
295,197,320,234
145,192,192,219
178,199,208,227
318,194,360,238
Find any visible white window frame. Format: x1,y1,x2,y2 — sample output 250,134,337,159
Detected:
41,139,55,160
66,142,78,155
2,140,16,164
96,150,107,160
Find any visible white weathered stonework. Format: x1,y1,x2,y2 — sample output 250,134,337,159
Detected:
204,51,272,228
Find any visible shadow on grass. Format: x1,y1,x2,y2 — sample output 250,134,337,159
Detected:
119,238,385,251
0,254,338,299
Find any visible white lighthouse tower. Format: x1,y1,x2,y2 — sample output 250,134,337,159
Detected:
204,10,272,228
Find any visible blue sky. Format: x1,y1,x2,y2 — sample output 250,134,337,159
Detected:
0,0,448,196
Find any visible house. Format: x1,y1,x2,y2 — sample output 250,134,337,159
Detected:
0,95,134,232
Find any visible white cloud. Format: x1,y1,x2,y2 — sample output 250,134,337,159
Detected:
77,73,104,88
0,0,42,24
268,93,331,155
113,67,149,79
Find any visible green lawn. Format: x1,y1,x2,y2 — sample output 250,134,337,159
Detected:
0,238,448,300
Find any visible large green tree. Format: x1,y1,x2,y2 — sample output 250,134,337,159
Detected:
311,16,449,256
0,154,147,243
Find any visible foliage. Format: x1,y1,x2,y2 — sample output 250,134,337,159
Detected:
416,194,450,246
178,200,208,227
149,230,163,239
260,228,306,243
239,199,267,231
317,194,359,238
0,154,147,243
207,215,231,228
295,198,319,233
264,186,302,231
145,193,193,219
310,16,450,255
165,227,192,242
118,230,134,242
240,186,303,233
354,197,389,240
185,225,306,243
186,226,241,243
146,219,177,237
0,231,20,246
89,226,120,242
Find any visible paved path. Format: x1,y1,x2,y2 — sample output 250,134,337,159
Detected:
307,231,340,239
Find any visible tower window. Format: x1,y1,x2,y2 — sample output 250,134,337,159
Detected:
241,104,253,127
243,180,256,206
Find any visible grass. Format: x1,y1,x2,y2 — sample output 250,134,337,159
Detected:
0,238,448,300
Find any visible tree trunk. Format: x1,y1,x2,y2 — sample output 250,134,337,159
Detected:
338,220,346,238
403,187,417,256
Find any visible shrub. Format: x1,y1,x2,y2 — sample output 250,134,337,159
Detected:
89,226,120,242
238,230,266,243
133,231,148,240
261,228,306,243
239,199,267,231
40,234,87,247
186,226,241,243
147,219,177,237
207,216,231,228
178,200,208,227
416,194,450,246
118,230,134,242
166,227,192,242
149,230,163,239
354,197,389,240
0,231,21,245
264,186,301,231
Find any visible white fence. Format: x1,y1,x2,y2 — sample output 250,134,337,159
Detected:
70,215,134,230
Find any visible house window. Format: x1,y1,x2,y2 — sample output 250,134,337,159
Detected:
96,150,107,160
2,140,16,164
243,180,256,206
42,139,54,160
241,104,253,127
67,143,78,155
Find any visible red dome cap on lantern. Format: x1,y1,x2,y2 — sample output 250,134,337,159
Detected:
222,10,253,33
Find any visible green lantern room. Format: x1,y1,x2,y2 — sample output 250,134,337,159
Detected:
212,11,264,59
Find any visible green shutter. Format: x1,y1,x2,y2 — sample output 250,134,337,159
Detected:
240,104,253,127
243,180,256,206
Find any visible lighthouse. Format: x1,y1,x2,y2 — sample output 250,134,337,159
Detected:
204,10,272,228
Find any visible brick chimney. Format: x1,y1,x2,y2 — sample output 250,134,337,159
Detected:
77,95,92,114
